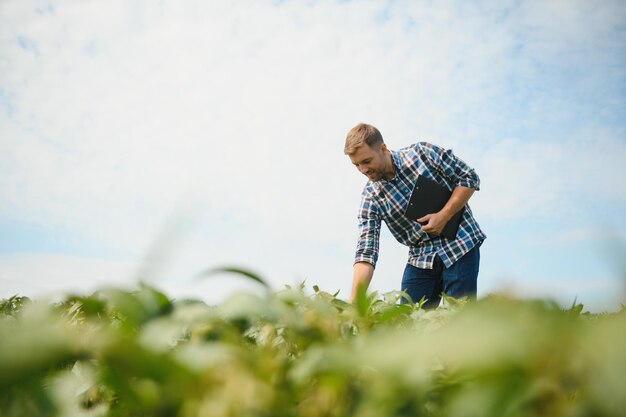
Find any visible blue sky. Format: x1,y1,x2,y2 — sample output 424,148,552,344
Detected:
1,0,625,311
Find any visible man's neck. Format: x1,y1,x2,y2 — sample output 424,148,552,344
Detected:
383,151,395,180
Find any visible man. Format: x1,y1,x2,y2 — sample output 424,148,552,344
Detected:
345,123,486,308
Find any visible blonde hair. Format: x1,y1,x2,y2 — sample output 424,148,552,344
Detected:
344,123,384,155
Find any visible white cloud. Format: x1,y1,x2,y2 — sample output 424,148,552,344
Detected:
471,131,626,223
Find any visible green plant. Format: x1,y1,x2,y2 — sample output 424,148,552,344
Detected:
0,279,624,417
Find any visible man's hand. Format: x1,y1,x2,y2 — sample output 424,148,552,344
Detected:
418,186,476,235
417,212,451,235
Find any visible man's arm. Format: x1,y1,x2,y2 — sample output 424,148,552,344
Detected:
349,261,375,302
418,186,475,235
350,190,381,302
415,143,480,236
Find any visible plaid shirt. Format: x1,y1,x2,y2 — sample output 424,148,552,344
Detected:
354,142,486,269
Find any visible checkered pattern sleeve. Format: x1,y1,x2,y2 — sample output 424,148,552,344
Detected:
419,142,481,190
354,190,381,268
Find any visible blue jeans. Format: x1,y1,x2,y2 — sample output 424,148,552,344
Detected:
401,245,480,308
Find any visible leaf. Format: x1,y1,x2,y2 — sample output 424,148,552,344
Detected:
566,297,585,316
354,286,378,318
0,303,84,391
195,266,270,289
219,292,276,323
375,304,414,324
0,295,31,316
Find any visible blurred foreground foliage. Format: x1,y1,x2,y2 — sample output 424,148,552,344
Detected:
1,283,625,417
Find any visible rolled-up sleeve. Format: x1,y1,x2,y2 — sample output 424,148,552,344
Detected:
354,192,381,268
420,142,480,190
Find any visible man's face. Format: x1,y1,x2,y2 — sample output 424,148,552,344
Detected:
348,143,388,182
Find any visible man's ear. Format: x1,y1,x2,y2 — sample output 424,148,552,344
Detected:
379,143,388,153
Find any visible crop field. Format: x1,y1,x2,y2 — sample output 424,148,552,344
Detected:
1,276,625,417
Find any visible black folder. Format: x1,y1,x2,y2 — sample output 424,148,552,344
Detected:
404,175,464,239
